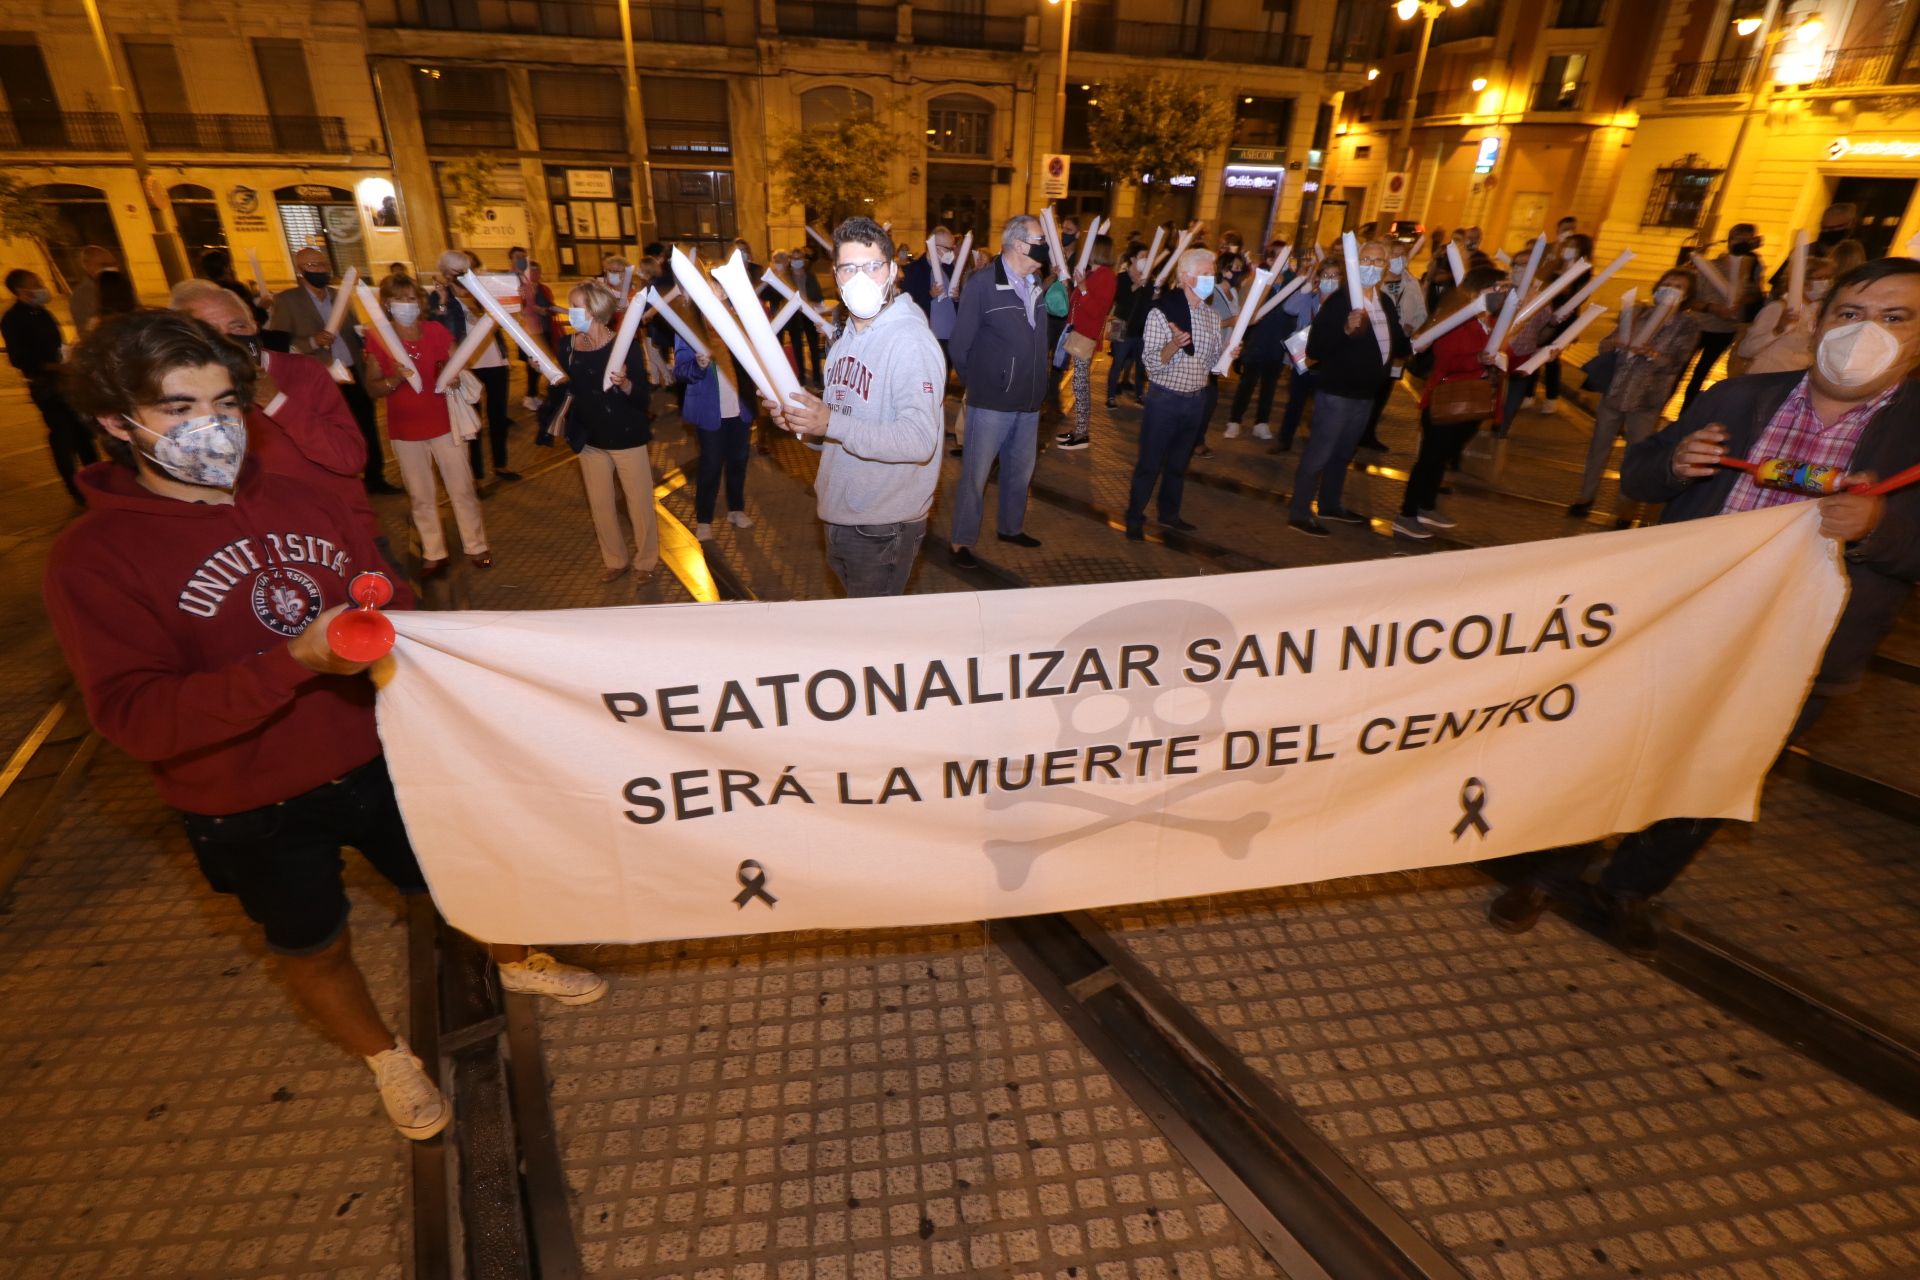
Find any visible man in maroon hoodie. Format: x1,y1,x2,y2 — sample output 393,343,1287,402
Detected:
43,310,606,1142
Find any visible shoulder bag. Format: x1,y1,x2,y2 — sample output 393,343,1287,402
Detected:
1428,373,1494,425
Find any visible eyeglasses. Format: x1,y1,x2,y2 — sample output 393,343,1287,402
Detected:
833,260,891,281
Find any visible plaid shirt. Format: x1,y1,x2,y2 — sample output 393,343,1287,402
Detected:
1142,300,1224,394
1721,375,1897,513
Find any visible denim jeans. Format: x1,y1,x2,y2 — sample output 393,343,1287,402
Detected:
1125,384,1207,528
1107,337,1143,395
826,518,927,598
948,405,1039,547
1288,391,1374,520
694,417,750,523
1278,367,1316,447
1229,359,1283,425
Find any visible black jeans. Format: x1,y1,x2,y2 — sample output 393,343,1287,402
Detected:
338,377,386,487
783,319,821,385
1402,408,1482,516
1682,329,1736,410
1230,360,1283,425
28,378,98,501
468,364,512,476
695,417,750,523
1524,694,1830,900
1278,367,1316,448
1107,337,1143,396
1125,384,1207,527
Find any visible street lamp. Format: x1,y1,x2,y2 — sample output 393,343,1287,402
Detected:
1393,0,1471,176
78,0,188,284
1049,0,1073,153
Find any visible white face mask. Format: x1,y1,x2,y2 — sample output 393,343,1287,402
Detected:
1653,286,1683,308
1358,264,1383,288
389,301,421,326
1318,278,1339,295
568,306,592,331
937,249,955,265
841,265,891,319
605,273,623,288
126,410,248,489
1562,248,1577,263
1389,256,1406,275
1816,319,1904,390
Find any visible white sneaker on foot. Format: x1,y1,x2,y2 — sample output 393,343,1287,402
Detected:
521,396,542,412
367,1037,450,1141
1223,422,1242,439
1539,398,1560,415
1519,396,1536,411
728,510,753,529
498,951,609,1005
1418,509,1459,529
1391,514,1434,540
695,522,713,540
1252,423,1273,440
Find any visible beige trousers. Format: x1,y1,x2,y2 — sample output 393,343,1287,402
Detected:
579,444,658,571
392,433,488,561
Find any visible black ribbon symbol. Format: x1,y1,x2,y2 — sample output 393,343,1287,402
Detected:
1452,778,1490,840
733,860,777,909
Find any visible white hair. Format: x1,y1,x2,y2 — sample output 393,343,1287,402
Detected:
1001,215,1040,253
437,249,474,280
1176,247,1215,280
169,278,243,313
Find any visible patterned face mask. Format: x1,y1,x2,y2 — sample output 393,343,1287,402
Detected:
126,410,248,488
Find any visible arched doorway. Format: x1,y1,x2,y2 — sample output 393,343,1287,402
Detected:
169,183,227,268
29,184,125,290
274,183,367,277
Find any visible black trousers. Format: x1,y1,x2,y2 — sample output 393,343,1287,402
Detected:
468,365,512,475
1681,329,1737,410
338,377,385,487
695,418,751,523
1230,360,1283,425
28,378,97,501
783,319,821,385
1523,694,1829,900
1278,367,1316,448
1401,409,1481,517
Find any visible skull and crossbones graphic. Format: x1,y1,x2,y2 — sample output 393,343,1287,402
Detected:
983,598,1272,890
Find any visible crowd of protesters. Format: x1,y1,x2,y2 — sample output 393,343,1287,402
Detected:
6,191,1916,1143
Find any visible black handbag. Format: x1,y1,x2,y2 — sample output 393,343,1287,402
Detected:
1580,347,1621,395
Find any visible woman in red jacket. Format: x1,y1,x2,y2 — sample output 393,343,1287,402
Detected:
1396,264,1509,540
1055,235,1118,451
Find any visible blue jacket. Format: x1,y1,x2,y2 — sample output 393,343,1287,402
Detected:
674,337,752,430
949,256,1052,412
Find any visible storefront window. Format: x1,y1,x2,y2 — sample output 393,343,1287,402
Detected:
169,183,227,267
1640,160,1720,230
547,166,635,275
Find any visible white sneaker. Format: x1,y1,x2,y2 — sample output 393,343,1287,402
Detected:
1252,423,1273,440
521,396,542,412
728,510,753,529
1519,396,1536,410
498,951,609,1006
695,522,713,541
1418,509,1458,529
1223,422,1242,439
1539,398,1560,415
1391,514,1434,540
366,1037,450,1141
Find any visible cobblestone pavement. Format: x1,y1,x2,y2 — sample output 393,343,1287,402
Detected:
2,343,1918,1280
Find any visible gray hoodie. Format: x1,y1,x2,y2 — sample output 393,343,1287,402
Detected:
815,294,948,525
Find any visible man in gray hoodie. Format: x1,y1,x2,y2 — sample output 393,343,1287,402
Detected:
762,216,948,597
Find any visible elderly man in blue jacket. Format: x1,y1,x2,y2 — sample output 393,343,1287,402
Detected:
945,214,1054,570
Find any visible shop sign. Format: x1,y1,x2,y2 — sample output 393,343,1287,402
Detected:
448,203,531,250
226,184,269,233
1474,136,1502,174
1224,168,1280,191
1228,146,1285,166
1827,136,1920,161
566,169,615,199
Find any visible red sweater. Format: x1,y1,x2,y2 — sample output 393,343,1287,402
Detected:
44,460,414,816
255,348,377,539
1419,312,1497,418
366,321,453,441
1069,265,1118,351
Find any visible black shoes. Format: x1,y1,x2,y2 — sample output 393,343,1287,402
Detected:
949,445,966,458
1607,895,1660,958
1124,523,1144,542
1193,444,1215,459
1567,502,1592,519
1288,517,1328,538
1487,883,1550,934
950,546,980,569
1318,506,1367,525
997,531,1042,548
1056,434,1090,450
494,469,522,482
1159,516,1197,532
1267,441,1293,455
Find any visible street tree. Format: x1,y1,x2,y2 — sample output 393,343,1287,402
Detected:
440,155,500,245
1088,74,1234,194
0,174,70,289
769,112,902,231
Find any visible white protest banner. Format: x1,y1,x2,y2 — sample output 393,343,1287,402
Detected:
1614,287,1638,344
760,268,831,336
1143,226,1167,285
642,286,709,359
603,288,649,392
1482,286,1521,355
323,267,358,383
806,225,834,255
1410,294,1487,354
435,313,497,394
353,285,421,393
1789,230,1808,309
1214,267,1275,375
1039,207,1067,281
1447,242,1467,285
459,271,567,385
1512,258,1589,328
950,231,974,299
712,249,805,409
674,248,779,403
1254,273,1308,322
1342,231,1366,312
1554,250,1634,321
376,504,1843,945
1692,252,1734,304
1516,303,1605,376
1155,224,1198,288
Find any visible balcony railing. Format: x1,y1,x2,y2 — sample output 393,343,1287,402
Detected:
649,5,724,43
1432,1,1500,43
0,110,346,152
647,116,732,157
421,109,516,149
912,8,1025,50
774,1,895,41
1328,36,1380,70
1414,88,1477,116
1805,42,1920,89
1667,55,1758,97
1530,78,1586,111
1073,21,1312,65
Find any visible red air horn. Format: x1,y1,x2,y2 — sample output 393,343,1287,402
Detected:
326,571,397,663
1718,456,1920,497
